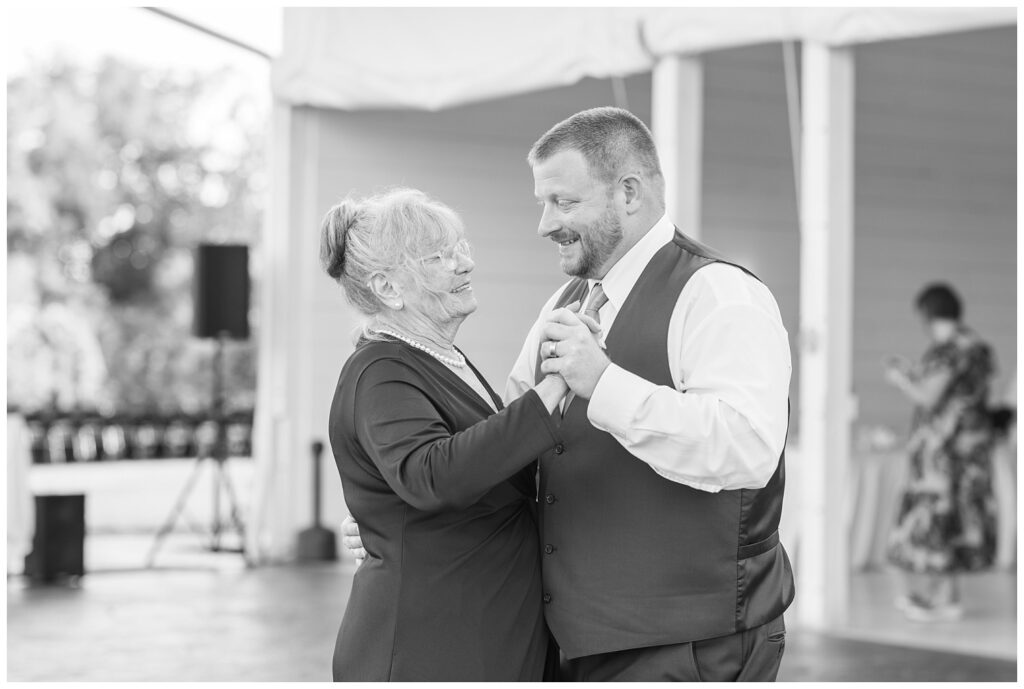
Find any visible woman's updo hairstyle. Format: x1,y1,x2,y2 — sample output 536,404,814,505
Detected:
319,188,464,320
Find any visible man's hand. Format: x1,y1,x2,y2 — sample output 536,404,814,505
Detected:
340,515,366,564
539,307,611,400
566,300,601,336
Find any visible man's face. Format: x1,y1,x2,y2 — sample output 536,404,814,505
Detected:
532,149,623,279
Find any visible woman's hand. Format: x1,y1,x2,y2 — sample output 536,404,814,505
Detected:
884,365,909,388
883,355,952,408
539,307,611,400
534,373,569,413
884,355,912,387
340,515,366,564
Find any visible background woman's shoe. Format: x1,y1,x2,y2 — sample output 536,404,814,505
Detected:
903,602,964,622
894,594,928,613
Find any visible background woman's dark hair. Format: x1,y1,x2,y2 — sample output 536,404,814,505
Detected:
915,282,963,321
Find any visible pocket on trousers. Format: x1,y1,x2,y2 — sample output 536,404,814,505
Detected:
687,642,704,682
691,632,744,682
766,614,787,669
766,614,787,644
736,616,786,682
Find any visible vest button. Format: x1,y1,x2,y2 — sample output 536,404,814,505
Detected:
545,494,556,504
554,444,565,455
543,594,552,604
544,544,555,555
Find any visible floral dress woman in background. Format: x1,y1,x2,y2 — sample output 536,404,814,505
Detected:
884,282,998,622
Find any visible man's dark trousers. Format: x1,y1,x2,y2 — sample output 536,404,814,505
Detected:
560,614,787,682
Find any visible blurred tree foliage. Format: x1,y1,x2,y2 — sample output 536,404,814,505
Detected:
7,56,265,416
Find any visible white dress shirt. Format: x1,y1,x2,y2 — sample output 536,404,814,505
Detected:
504,215,792,493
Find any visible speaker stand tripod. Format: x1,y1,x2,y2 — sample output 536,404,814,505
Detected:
146,332,249,568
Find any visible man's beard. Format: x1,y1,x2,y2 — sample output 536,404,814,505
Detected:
563,203,623,279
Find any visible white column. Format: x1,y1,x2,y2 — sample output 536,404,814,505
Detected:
248,103,322,563
286,106,324,551
248,101,294,563
796,42,855,629
651,55,703,239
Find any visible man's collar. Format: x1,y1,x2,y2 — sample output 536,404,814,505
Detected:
593,214,675,311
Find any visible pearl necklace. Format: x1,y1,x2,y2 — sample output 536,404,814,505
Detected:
375,329,466,368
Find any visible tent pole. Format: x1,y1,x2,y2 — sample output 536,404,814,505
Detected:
796,41,855,630
248,102,295,564
782,40,802,209
141,7,272,60
651,54,703,239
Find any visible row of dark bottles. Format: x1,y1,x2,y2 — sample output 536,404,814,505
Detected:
20,411,255,464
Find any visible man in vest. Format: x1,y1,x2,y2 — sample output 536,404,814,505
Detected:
342,106,794,681
511,106,794,681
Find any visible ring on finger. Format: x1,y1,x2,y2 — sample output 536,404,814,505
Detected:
549,341,558,358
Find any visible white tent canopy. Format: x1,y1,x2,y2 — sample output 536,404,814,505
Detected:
272,7,1015,111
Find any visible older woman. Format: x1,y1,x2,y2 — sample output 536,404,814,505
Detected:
884,283,998,622
320,188,566,681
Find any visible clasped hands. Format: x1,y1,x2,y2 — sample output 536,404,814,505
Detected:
539,301,610,401
341,303,610,565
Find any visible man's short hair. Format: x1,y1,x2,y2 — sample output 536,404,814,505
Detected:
527,107,663,189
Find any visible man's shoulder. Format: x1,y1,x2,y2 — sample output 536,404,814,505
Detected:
692,261,757,286
686,262,782,313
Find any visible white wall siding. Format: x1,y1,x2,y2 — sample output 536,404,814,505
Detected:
853,26,1016,432
701,43,803,433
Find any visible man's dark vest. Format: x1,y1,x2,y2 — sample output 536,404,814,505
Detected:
534,229,795,659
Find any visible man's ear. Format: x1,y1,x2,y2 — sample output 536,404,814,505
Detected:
619,172,644,215
368,272,404,310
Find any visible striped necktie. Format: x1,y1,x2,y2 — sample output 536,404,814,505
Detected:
582,282,608,324
563,282,608,414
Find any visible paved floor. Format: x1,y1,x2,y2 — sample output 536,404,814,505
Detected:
6,539,1017,682
844,569,1016,660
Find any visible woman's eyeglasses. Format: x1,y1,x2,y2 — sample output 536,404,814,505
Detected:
417,239,472,269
